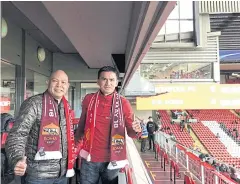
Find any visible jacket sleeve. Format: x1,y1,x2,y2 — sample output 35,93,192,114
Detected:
5,97,37,169
146,122,149,132
155,122,159,131
74,95,89,144
122,98,137,138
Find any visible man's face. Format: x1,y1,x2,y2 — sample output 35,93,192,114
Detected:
47,71,69,100
97,71,118,95
149,118,153,122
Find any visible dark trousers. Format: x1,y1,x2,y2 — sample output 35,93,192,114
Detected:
80,159,119,184
148,134,155,150
141,138,147,152
180,122,185,132
180,125,184,132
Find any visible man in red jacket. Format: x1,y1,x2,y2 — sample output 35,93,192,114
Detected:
75,66,141,184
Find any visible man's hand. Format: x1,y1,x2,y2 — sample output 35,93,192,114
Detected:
14,156,27,176
132,121,142,133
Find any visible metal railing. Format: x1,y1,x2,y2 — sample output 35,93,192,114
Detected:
154,132,238,184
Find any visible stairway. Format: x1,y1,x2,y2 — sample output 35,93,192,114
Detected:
187,124,208,154
134,140,185,184
230,109,240,118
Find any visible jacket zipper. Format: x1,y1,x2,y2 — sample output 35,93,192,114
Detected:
58,105,63,177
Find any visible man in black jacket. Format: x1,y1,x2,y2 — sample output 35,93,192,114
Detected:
147,116,159,151
6,70,71,184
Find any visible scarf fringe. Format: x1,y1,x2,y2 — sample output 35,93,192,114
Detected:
107,159,129,170
66,168,75,178
34,151,62,160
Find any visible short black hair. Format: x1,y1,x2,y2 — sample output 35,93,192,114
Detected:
97,66,118,79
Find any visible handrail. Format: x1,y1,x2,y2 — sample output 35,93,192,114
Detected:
161,131,240,173
170,160,180,184
155,131,239,184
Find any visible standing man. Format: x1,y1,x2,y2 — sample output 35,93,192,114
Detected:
6,70,75,184
180,115,185,132
187,123,191,134
140,120,148,152
147,116,159,151
75,66,142,184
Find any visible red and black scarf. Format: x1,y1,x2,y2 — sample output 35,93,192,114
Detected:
34,91,75,177
80,91,128,169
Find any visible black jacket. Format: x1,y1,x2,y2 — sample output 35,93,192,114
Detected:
5,94,68,179
147,121,159,135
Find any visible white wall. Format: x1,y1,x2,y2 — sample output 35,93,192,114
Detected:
53,53,99,82
131,104,152,121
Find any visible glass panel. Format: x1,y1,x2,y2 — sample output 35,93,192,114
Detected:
79,83,99,115
158,23,166,35
140,63,212,80
0,60,16,115
180,20,193,33
80,83,99,102
166,20,180,34
26,69,48,99
179,1,193,19
156,1,194,42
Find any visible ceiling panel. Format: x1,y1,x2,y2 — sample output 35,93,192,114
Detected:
2,1,36,30
42,1,133,68
11,1,77,53
26,30,60,53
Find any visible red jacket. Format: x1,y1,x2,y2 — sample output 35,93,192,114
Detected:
75,92,136,162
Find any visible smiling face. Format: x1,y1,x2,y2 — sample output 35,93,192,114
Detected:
47,70,69,101
97,71,118,95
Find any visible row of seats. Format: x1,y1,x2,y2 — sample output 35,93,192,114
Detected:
203,121,240,157
187,110,240,140
158,110,194,148
187,110,238,123
190,123,240,168
158,109,240,168
235,109,240,114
